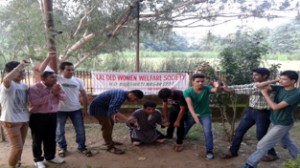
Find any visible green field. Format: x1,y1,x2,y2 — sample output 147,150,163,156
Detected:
91,51,300,71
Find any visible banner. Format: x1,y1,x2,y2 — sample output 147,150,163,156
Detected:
91,72,189,95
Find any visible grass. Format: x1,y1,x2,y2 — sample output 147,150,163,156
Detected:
263,53,300,61
102,50,299,61
121,50,220,59
91,51,300,72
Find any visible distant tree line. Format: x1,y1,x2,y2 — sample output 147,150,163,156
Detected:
197,20,300,57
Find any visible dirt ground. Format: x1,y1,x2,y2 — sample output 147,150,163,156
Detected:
0,122,299,168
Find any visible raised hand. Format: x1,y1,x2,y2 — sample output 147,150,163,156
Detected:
48,51,57,58
20,60,31,67
212,80,219,88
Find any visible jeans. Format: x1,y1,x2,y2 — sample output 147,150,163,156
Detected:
29,113,57,162
247,124,300,167
185,115,213,151
166,108,186,144
230,107,277,156
56,110,86,150
1,122,28,167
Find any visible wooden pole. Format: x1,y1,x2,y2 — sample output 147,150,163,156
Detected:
0,114,5,141
0,107,5,141
135,0,140,72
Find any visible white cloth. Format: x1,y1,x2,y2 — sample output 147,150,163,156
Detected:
57,75,85,111
44,66,55,72
0,81,29,122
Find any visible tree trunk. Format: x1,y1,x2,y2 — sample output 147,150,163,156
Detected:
43,0,57,72
1,125,5,141
0,109,5,141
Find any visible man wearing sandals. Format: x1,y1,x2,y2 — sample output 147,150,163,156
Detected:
89,89,144,154
158,88,187,152
127,101,166,146
55,62,92,157
38,53,92,157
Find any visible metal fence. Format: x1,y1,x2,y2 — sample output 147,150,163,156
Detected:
1,70,300,94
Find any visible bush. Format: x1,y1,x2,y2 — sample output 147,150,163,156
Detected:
220,30,269,85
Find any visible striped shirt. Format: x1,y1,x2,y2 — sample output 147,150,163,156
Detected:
89,89,128,116
228,83,270,110
29,82,66,113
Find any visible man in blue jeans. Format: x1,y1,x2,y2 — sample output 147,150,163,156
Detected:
242,70,300,168
39,53,92,157
55,62,92,157
183,74,219,160
220,68,278,161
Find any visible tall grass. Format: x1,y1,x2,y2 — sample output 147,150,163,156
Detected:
86,51,299,71
123,50,220,59
264,53,300,61
92,51,221,72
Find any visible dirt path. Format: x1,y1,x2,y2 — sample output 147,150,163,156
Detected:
0,123,298,168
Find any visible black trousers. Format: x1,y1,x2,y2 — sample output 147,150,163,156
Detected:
29,113,57,162
166,108,186,144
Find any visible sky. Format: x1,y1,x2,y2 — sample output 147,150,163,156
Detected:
172,1,299,40
174,16,296,41
171,15,299,46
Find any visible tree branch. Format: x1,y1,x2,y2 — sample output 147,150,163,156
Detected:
61,2,136,62
72,6,96,38
73,4,135,67
170,19,238,28
140,0,207,18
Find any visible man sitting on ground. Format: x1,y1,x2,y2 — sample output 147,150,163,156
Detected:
127,101,166,146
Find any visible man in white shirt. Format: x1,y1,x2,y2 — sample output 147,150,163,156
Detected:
0,60,29,168
55,61,92,157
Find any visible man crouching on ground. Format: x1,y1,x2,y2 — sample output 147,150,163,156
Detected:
127,101,166,146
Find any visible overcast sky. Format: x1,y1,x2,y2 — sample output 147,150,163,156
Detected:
174,16,296,41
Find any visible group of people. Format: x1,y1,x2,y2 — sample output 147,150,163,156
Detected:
0,53,299,168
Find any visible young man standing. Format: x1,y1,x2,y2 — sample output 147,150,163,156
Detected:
0,60,29,168
183,74,219,160
89,89,144,154
220,68,278,161
127,101,165,146
55,62,91,157
158,88,187,152
29,71,66,168
242,70,300,168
